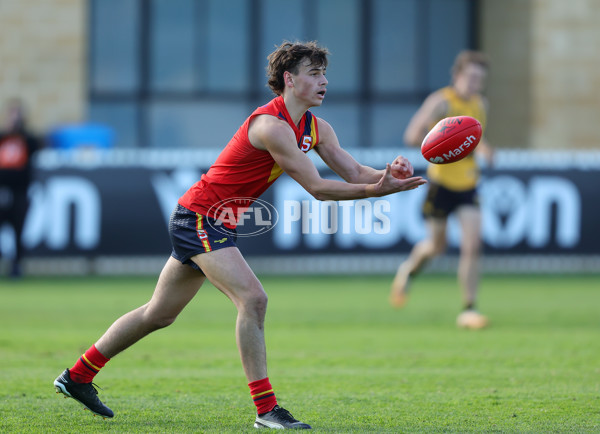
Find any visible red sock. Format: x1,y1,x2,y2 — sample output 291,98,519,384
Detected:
69,345,110,383
249,377,277,414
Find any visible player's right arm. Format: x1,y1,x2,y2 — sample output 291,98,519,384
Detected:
249,115,426,200
403,92,448,147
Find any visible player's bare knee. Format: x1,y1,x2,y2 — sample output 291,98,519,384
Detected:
250,290,269,312
461,240,481,257
141,306,178,330
152,315,178,330
239,289,268,318
428,239,447,256
433,244,447,256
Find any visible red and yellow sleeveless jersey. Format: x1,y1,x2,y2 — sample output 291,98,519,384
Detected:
426,86,487,191
179,96,319,223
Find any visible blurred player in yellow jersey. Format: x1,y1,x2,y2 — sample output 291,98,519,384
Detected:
390,50,494,329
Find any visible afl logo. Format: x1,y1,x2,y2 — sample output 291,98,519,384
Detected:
207,197,279,238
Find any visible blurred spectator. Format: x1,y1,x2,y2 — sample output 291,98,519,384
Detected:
0,99,42,278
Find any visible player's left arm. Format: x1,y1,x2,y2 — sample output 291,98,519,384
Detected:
314,117,414,183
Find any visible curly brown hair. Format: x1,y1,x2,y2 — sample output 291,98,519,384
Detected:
266,41,330,95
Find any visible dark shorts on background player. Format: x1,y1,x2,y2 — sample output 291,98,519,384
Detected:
169,203,237,272
422,183,479,219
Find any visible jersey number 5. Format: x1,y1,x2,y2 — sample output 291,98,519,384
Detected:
300,135,312,152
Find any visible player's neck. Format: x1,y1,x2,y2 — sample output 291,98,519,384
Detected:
452,87,472,101
282,94,310,127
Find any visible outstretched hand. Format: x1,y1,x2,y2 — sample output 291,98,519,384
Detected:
371,164,426,197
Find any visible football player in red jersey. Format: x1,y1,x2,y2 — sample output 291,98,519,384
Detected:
54,41,426,429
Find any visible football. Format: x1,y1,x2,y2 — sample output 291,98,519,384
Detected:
421,116,482,164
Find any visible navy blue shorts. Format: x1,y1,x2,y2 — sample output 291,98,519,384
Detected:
169,204,237,272
422,183,479,219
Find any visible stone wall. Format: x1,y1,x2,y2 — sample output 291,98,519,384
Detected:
479,0,532,148
530,0,600,149
0,0,86,134
480,0,600,149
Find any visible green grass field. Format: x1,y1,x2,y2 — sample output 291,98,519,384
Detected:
1,273,599,433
